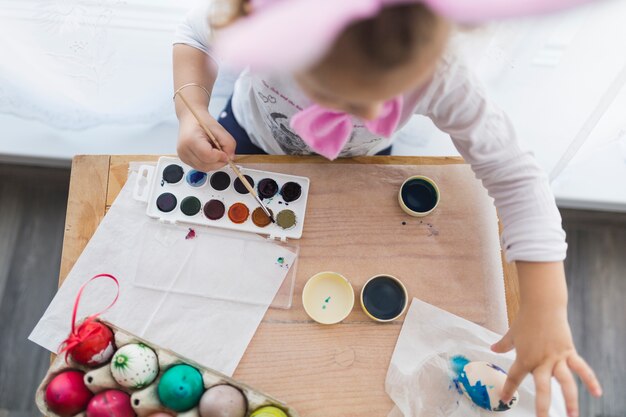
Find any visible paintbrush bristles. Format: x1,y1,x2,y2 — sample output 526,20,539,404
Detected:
176,90,276,223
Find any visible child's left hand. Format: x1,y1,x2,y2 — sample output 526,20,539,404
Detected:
490,261,602,417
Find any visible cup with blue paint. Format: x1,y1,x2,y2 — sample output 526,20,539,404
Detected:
398,175,440,217
360,274,408,322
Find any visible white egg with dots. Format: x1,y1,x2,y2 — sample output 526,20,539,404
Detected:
110,343,159,389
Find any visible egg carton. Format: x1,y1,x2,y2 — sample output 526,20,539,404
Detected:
36,320,298,417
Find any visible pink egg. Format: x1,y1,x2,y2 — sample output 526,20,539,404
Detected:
45,370,93,416
86,389,134,417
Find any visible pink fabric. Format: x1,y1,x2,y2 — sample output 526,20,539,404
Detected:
214,0,599,72
290,96,403,160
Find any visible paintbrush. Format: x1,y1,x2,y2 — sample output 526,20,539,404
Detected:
175,91,275,223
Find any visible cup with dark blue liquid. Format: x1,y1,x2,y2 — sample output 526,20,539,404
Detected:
360,274,408,322
398,175,440,217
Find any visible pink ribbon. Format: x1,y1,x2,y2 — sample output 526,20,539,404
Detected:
290,95,403,160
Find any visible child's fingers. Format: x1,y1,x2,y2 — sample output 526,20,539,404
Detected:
554,359,579,417
491,331,514,353
533,366,553,417
209,123,237,159
187,139,228,172
500,360,526,403
194,147,229,171
180,147,211,173
568,355,602,397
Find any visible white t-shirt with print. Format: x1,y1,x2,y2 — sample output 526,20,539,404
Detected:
173,6,567,263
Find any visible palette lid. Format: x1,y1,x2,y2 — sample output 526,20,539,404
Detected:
131,219,300,310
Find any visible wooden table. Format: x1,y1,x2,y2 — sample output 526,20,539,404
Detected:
58,155,520,417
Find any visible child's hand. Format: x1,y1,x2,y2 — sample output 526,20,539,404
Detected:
491,261,602,417
177,110,236,172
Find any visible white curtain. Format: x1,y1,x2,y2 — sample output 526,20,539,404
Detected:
0,0,235,159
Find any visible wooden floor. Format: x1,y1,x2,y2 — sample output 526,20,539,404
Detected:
0,164,623,417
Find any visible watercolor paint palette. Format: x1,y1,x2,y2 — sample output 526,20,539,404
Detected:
133,157,310,240
37,320,298,417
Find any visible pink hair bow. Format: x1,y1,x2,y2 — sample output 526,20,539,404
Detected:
214,0,598,72
290,95,403,160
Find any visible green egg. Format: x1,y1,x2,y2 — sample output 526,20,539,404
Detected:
157,364,204,412
250,406,289,417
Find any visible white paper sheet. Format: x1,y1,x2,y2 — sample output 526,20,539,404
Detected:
29,166,296,376
386,298,567,417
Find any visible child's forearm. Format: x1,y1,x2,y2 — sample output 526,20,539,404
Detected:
173,44,219,120
516,261,568,312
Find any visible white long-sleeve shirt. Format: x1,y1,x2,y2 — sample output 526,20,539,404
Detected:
173,7,567,262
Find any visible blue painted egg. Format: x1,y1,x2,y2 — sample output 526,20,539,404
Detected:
452,357,519,411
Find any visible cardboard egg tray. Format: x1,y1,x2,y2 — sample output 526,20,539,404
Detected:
36,321,298,417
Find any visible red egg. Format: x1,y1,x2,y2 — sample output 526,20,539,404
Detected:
70,321,115,366
45,370,93,416
86,390,134,417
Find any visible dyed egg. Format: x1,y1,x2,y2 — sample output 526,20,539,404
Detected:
146,413,174,417
86,389,134,417
199,385,247,417
110,343,159,389
70,321,115,366
250,406,289,417
157,364,204,412
45,370,93,416
452,357,519,411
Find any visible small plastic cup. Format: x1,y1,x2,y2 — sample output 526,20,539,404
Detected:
398,175,440,217
302,272,354,325
360,274,408,322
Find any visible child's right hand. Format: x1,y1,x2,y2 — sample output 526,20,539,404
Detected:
176,110,236,172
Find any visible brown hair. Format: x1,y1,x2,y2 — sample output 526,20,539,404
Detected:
213,1,440,71
322,4,439,73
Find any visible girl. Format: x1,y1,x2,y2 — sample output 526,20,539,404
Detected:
172,1,602,416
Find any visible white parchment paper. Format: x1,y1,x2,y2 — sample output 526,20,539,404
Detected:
386,298,567,417
29,166,295,376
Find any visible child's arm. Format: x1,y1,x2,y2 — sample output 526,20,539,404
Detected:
492,261,601,417
420,52,602,417
173,7,236,171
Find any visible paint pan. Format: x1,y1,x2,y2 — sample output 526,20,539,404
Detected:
134,157,310,240
360,274,408,322
302,272,354,325
181,196,201,216
186,170,208,188
162,164,184,184
210,171,231,191
234,175,255,194
156,193,177,213
398,175,440,217
280,182,302,202
228,202,249,224
257,178,279,199
204,199,226,220
276,209,296,230
252,207,273,227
